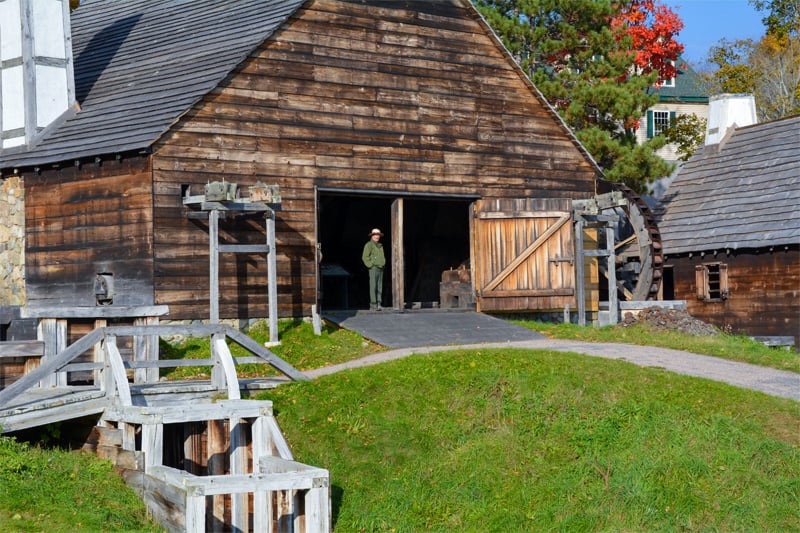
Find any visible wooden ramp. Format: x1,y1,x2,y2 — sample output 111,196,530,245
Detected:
325,309,545,348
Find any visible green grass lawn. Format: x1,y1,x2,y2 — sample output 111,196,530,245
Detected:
1,318,796,532
159,318,383,380
516,320,800,373
259,348,799,532
0,437,160,532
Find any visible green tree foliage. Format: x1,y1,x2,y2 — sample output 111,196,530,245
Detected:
706,39,757,94
703,1,799,121
663,113,706,162
705,34,799,121
750,0,800,38
475,0,681,192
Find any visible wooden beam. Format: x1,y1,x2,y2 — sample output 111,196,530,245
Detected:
476,210,573,219
0,341,44,358
0,327,104,408
225,327,307,381
391,198,404,311
211,334,241,400
209,208,220,323
606,224,618,325
575,217,586,326
21,306,169,319
104,336,132,406
266,212,279,344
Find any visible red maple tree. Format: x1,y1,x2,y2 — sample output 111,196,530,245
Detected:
612,0,685,85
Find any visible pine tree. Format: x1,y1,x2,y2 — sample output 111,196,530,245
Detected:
476,0,684,192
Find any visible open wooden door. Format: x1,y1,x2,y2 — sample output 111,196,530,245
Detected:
473,198,575,312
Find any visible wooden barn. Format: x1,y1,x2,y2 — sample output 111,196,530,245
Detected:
0,0,602,322
657,107,800,349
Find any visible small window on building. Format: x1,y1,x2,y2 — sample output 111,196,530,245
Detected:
695,263,729,302
646,110,676,138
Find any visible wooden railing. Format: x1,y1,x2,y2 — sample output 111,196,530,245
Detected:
0,326,328,531
0,324,307,409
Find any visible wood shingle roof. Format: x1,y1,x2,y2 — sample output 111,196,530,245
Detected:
0,0,306,169
656,114,800,255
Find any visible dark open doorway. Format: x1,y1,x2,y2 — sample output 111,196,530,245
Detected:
317,193,471,310
318,194,393,311
403,198,471,304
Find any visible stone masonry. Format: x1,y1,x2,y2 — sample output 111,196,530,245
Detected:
0,176,25,305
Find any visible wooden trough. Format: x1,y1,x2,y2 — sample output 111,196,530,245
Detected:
0,321,329,532
98,401,330,532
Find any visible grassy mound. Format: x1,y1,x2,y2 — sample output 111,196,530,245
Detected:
259,348,799,532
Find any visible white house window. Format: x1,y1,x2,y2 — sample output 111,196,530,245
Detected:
646,110,675,138
695,263,729,302
652,111,670,135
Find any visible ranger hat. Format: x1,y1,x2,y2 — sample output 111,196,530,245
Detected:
370,228,383,236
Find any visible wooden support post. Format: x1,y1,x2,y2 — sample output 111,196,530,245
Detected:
93,319,107,390
133,316,159,384
574,217,586,326
305,478,332,533
207,419,226,530
606,224,618,325
469,202,477,312
185,494,206,533
391,198,404,311
210,208,220,324
55,320,67,386
229,418,248,532
120,422,136,452
266,211,279,344
252,416,272,532
142,422,163,472
38,319,68,387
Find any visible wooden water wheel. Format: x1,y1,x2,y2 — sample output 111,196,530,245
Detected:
598,181,663,301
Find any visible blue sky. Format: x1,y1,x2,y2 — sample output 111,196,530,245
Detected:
661,0,767,66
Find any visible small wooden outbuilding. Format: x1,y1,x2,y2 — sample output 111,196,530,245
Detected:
656,114,800,348
1,0,601,321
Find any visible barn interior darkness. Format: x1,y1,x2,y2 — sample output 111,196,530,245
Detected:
318,194,471,310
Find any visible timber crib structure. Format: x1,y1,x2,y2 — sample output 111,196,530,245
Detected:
0,317,330,532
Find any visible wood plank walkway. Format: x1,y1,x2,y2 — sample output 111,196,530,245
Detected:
324,309,545,348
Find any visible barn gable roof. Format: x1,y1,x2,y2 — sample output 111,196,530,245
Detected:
656,114,800,255
0,0,601,175
0,0,306,169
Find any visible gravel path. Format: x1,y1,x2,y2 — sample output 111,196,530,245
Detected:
304,339,800,401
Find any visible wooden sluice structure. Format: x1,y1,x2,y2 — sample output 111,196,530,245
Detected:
0,313,330,532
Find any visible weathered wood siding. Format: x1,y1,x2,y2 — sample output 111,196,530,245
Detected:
24,156,155,308
151,0,597,319
669,248,800,348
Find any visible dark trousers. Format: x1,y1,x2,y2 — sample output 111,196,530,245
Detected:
369,266,383,309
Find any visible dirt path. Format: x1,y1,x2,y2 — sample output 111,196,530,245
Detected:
304,339,800,401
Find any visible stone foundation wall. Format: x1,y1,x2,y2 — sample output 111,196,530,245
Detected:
0,177,25,305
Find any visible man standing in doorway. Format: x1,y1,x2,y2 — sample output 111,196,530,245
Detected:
362,228,386,310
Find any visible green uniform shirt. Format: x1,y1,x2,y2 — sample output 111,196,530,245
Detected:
362,239,386,268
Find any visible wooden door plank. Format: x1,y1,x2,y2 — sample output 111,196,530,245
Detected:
483,214,570,292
